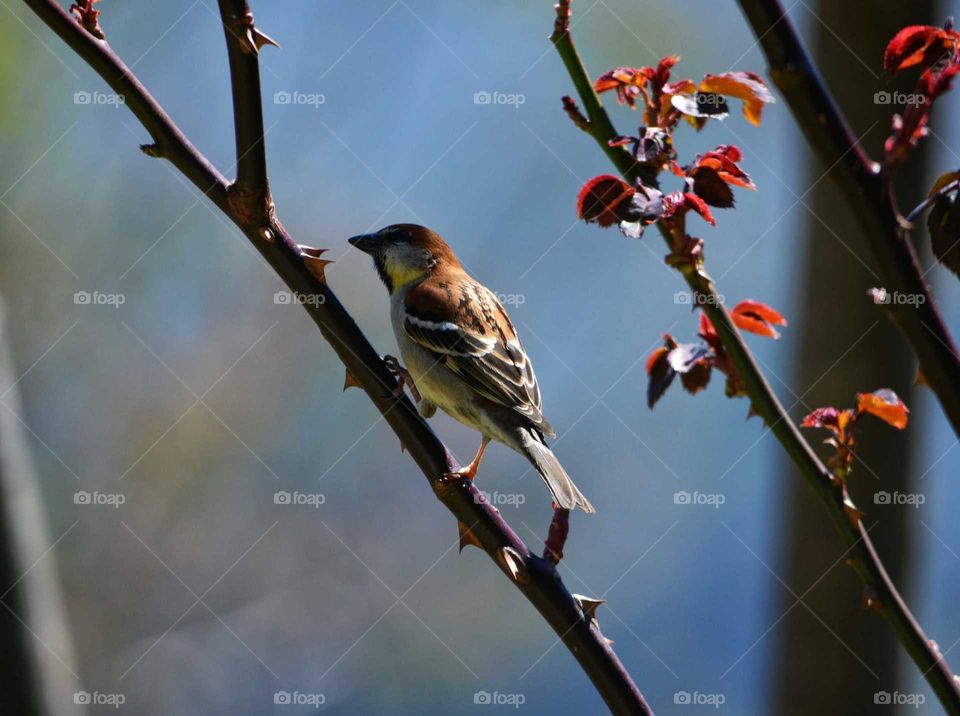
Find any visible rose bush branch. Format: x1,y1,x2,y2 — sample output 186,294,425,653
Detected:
734,0,960,440
20,1,652,712
550,1,960,711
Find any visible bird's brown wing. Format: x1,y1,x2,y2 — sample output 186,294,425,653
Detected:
403,275,553,436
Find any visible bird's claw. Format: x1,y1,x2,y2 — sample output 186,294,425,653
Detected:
443,465,479,482
383,355,421,402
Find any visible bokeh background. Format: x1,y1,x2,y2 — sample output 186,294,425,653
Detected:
1,1,959,714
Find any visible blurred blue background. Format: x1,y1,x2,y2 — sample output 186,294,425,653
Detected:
1,0,959,713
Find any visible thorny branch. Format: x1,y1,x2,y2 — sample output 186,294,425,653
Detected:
19,0,653,713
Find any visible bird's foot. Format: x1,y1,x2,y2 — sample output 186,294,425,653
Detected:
382,354,422,403
443,438,489,482
443,464,480,482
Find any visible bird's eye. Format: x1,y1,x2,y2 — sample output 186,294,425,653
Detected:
386,227,410,243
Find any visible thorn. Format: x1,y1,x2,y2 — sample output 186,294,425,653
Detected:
343,367,362,392
573,594,606,620
253,28,280,51
140,143,162,158
915,367,929,388
843,496,865,526
497,546,528,584
458,520,483,552
604,637,615,647
298,245,332,283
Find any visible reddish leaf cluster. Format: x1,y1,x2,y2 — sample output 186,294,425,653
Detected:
578,57,764,240
670,145,755,210
801,389,909,480
577,142,755,238
593,56,774,130
646,300,787,409
882,23,960,167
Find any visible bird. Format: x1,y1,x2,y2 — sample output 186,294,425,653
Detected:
348,223,595,513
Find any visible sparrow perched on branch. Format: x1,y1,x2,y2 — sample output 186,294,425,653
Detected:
349,224,595,513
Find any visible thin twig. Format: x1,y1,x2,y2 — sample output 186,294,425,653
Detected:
19,0,653,712
734,0,960,441
550,2,960,712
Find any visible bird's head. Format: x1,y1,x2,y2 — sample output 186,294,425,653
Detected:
348,224,459,294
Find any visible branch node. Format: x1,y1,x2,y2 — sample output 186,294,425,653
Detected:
551,0,571,40
561,96,591,133
70,0,104,40
226,182,275,228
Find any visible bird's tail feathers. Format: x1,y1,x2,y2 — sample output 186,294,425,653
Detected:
521,431,595,514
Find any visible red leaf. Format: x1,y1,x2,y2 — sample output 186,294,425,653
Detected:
731,300,787,339
801,406,840,429
646,341,676,408
856,389,909,429
883,26,957,73
690,167,735,208
680,359,712,395
645,346,669,375
683,192,716,226
594,67,651,108
695,148,755,189
577,175,636,227
698,72,774,126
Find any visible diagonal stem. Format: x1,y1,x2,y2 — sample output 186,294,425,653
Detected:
550,1,960,712
19,0,653,713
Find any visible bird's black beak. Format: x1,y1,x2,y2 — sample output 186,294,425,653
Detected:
348,233,379,255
